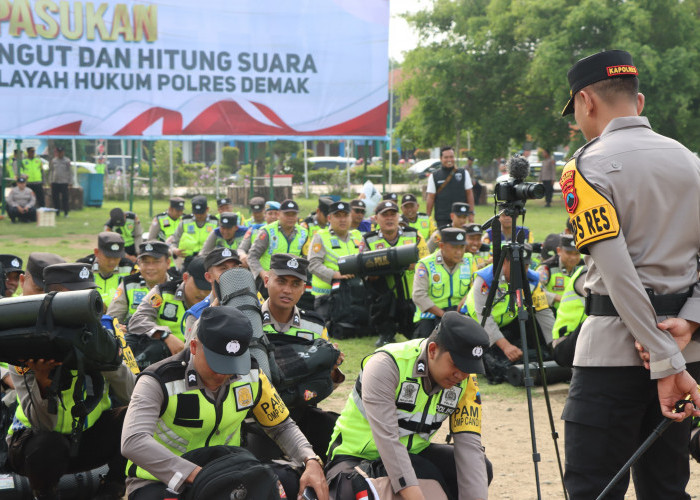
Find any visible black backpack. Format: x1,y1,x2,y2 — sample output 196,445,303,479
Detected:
180,446,283,500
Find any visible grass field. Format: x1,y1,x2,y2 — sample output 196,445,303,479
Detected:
0,190,568,398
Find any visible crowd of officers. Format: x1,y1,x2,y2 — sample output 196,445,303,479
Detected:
0,188,591,500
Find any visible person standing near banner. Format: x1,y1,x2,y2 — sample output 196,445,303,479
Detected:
49,146,73,218
20,147,45,208
559,49,700,499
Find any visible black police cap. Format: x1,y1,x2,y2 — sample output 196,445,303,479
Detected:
328,201,350,215
375,200,398,215
170,197,185,210
270,253,308,281
436,312,489,374
559,234,577,251
97,231,125,258
219,212,238,228
26,252,65,288
463,224,483,235
187,255,211,291
350,199,366,210
0,254,23,273
192,195,208,214
138,241,170,258
401,194,418,206
440,227,467,245
109,207,125,226
43,263,96,291
249,196,265,211
17,175,27,183
204,247,241,271
198,307,252,375
280,200,299,212
382,192,398,201
562,49,638,116
217,197,232,207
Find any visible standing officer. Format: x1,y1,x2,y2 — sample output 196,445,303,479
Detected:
120,307,329,500
536,234,582,311
0,254,23,297
107,241,176,325
147,197,185,242
427,202,471,252
170,196,219,271
426,146,475,228
326,313,490,500
349,199,372,233
400,193,433,242
559,49,700,498
76,232,133,309
20,146,45,207
200,212,248,255
413,228,475,338
128,255,211,356
362,200,429,346
7,263,136,500
248,199,308,283
308,201,362,319
105,208,143,261
48,146,73,218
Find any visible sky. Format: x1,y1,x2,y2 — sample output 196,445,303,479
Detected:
389,0,427,62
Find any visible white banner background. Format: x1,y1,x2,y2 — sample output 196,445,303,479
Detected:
0,0,389,139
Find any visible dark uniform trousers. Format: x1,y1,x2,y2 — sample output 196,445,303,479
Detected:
7,205,37,223
8,407,127,493
413,307,458,339
51,183,70,216
563,362,700,499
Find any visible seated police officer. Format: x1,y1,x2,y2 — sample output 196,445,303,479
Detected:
464,224,491,270
413,228,476,339
326,313,491,500
182,247,243,343
105,208,143,262
238,200,280,267
536,234,583,312
363,200,429,346
147,197,185,242
7,263,136,500
400,194,432,242
128,256,211,356
427,202,471,253
308,201,362,320
464,247,555,384
551,265,588,367
77,232,134,310
200,212,248,256
349,199,372,233
170,196,218,271
0,254,24,297
19,252,66,297
121,307,329,500
107,241,178,326
482,211,533,246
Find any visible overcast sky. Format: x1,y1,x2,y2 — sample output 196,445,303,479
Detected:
389,0,427,62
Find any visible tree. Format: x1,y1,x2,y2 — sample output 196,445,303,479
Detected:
222,146,239,173
398,0,700,171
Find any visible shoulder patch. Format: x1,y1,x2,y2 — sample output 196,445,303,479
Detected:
560,158,620,251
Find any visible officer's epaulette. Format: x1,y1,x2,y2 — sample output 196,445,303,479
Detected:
167,268,182,280
122,273,144,285
207,214,219,222
541,254,559,268
363,229,380,239
182,214,195,220
417,212,428,216
125,211,137,219
402,226,418,235
76,254,95,265
156,211,168,218
159,278,183,294
299,309,325,327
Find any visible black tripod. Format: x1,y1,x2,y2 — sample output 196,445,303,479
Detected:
480,203,567,500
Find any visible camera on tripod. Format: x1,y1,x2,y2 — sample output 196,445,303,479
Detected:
494,155,545,204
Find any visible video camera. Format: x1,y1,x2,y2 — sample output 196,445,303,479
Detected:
337,244,419,277
494,155,545,204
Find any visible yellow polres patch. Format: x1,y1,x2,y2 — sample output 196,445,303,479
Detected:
531,285,549,312
149,293,163,308
252,372,290,427
450,375,481,435
560,159,620,251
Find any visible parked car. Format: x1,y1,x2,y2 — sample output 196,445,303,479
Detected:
308,156,356,170
407,158,441,177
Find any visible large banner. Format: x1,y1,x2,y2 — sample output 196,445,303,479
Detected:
0,0,388,139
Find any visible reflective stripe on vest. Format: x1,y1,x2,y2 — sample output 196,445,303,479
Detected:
21,158,42,182
310,229,362,295
156,287,188,341
406,215,431,241
94,272,122,308
126,279,150,319
156,214,180,242
552,266,587,340
328,339,470,461
115,213,137,247
258,221,308,271
179,219,218,257
414,252,474,321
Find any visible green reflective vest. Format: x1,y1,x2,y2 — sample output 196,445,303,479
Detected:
328,339,478,461
258,221,308,271
262,307,327,341
413,251,475,321
114,212,138,248
126,351,263,482
213,229,245,250
155,212,181,242
310,229,362,296
95,272,123,309
9,370,111,436
21,157,42,183
151,281,188,341
538,259,577,311
179,215,218,257
404,213,432,242
363,228,421,296
95,163,106,174
552,266,587,340
124,274,151,321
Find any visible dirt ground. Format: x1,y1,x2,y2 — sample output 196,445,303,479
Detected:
323,383,700,499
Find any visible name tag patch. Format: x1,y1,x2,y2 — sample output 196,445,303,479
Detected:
436,386,462,414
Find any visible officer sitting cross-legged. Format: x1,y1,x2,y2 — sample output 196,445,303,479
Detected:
400,194,433,242
199,212,248,256
105,208,143,262
121,306,329,500
147,197,185,242
536,234,583,312
326,312,491,500
413,228,476,339
170,196,218,272
7,263,136,500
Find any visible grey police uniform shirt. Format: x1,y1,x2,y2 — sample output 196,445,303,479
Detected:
334,342,488,499
470,273,555,346
571,116,700,378
6,186,36,209
128,282,187,337
49,156,74,184
8,363,135,437
121,356,314,496
247,225,304,279
412,249,463,314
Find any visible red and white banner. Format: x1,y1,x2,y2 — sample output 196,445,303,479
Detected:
0,0,389,139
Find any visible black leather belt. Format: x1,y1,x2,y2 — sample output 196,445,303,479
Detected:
585,288,692,317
